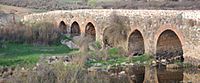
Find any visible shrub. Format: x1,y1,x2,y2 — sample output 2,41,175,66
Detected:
103,12,130,49
94,41,102,49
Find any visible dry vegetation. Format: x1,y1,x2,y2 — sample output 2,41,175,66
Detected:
4,62,110,83
0,0,200,10
103,12,130,50
0,21,62,45
72,35,95,52
0,0,90,10
1,47,151,83
99,0,200,10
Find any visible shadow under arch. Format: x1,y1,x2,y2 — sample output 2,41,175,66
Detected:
71,21,81,37
58,21,67,33
128,29,145,56
85,22,96,41
156,29,184,62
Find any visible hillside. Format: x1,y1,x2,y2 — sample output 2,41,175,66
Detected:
0,0,200,10
0,4,45,28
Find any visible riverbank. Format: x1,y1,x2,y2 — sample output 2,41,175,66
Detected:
0,43,73,67
0,43,199,82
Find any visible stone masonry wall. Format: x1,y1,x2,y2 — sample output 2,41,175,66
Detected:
22,9,200,65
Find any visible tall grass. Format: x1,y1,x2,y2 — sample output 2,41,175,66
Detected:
0,21,63,45
0,45,153,83
4,61,110,83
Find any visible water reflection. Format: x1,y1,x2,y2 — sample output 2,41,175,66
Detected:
157,68,183,83
109,65,145,83
104,66,200,83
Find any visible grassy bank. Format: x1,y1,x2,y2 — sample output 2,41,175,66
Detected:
0,20,71,66
0,43,73,67
0,45,154,82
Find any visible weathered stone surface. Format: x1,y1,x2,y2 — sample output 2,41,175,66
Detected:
62,40,79,49
22,9,200,65
47,56,72,64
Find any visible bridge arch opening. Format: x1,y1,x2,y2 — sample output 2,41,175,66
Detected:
128,30,145,56
156,30,183,62
59,21,67,33
85,22,96,41
71,21,81,37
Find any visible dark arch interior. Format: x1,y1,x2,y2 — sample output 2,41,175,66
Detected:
103,28,112,47
59,21,67,33
128,30,145,56
71,21,81,37
156,30,183,62
85,22,96,41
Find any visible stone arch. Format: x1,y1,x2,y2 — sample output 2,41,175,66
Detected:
156,29,184,62
128,29,145,56
85,22,96,41
71,21,81,37
58,21,67,33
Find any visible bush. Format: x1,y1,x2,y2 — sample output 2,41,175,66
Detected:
103,12,130,49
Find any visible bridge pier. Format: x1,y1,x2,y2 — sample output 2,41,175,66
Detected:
143,66,159,83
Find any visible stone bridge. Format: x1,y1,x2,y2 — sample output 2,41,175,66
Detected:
22,9,200,65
